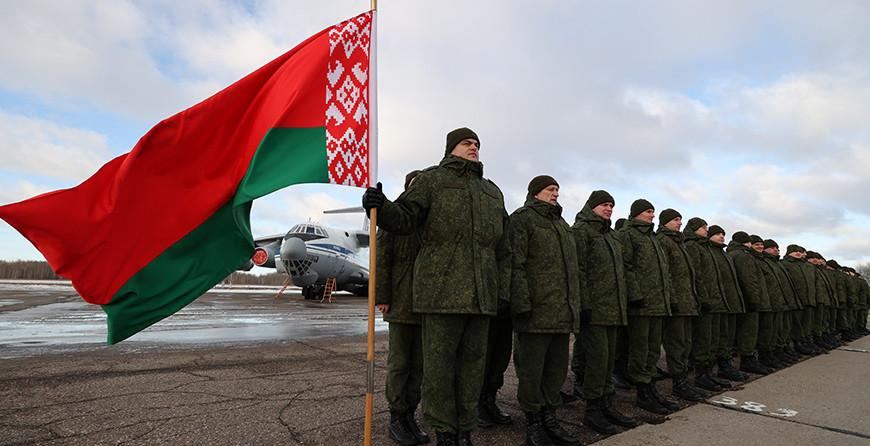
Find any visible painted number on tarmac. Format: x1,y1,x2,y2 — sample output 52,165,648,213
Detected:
711,396,798,417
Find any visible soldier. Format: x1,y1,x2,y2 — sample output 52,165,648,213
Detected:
509,175,581,446
856,270,870,335
362,127,510,446
726,231,773,375
753,237,790,370
761,240,802,365
825,260,851,342
806,252,838,350
780,245,824,356
619,199,679,415
376,170,430,446
840,266,862,341
656,209,705,401
683,219,734,391
572,190,639,434
705,226,749,381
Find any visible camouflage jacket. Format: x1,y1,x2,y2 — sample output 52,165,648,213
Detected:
656,227,699,316
508,198,581,333
823,268,846,308
378,156,510,315
572,204,628,326
844,272,860,308
375,226,422,324
618,219,672,317
859,278,870,309
813,265,835,307
726,243,770,312
708,241,745,313
684,231,730,313
761,253,800,311
781,256,817,307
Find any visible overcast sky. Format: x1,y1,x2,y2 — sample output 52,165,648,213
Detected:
1,0,869,270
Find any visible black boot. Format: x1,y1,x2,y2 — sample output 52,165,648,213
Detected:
649,381,680,412
525,412,554,446
707,372,733,389
482,393,512,425
611,371,632,390
583,398,618,435
457,431,473,446
717,358,747,381
405,412,429,444
740,355,773,375
542,409,581,445
434,432,457,446
672,377,704,402
602,394,641,428
694,368,724,392
636,383,669,415
758,351,783,370
389,412,418,446
572,375,585,400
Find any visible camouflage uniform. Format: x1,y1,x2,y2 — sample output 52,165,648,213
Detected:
781,256,818,348
727,242,769,357
619,219,672,385
378,155,510,434
812,263,835,342
756,253,790,361
572,204,628,400
509,198,580,412
708,239,746,378
656,227,699,381
375,226,423,417
684,231,731,369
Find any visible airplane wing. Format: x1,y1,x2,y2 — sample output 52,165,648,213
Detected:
254,234,284,246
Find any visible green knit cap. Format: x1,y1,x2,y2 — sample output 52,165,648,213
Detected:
685,217,707,233
629,199,654,219
659,208,682,226
750,234,764,244
786,244,804,255
445,127,479,156
527,175,559,197
732,231,751,244
587,190,615,208
708,225,725,237
763,239,778,249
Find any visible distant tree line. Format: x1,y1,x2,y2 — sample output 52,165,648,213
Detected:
0,260,63,280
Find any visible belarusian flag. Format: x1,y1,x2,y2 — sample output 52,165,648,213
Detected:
0,11,376,344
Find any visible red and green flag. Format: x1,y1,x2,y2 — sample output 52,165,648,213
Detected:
0,11,376,344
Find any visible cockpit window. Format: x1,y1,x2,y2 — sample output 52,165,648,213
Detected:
285,224,327,242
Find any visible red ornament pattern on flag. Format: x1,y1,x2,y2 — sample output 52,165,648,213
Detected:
325,11,372,187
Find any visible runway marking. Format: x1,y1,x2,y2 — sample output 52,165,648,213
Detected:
706,399,870,440
839,347,868,353
710,396,796,417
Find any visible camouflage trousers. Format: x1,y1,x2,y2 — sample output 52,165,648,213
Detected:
626,315,663,385
481,316,513,396
801,307,815,342
717,313,738,361
514,332,569,412
385,322,423,415
815,306,829,337
736,311,759,356
691,313,720,368
757,312,778,353
580,325,619,400
777,311,790,348
663,316,694,379
421,314,489,433
789,310,804,344
837,308,851,331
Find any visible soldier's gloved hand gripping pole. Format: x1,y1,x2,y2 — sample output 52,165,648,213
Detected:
362,182,386,216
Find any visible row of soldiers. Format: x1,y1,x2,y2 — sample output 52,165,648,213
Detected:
362,127,870,446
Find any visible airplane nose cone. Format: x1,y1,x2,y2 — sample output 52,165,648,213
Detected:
281,237,307,261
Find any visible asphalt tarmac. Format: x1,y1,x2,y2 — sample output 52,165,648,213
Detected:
1,282,868,445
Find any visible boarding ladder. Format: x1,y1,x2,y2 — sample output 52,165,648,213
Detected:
321,277,337,303
274,277,291,299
